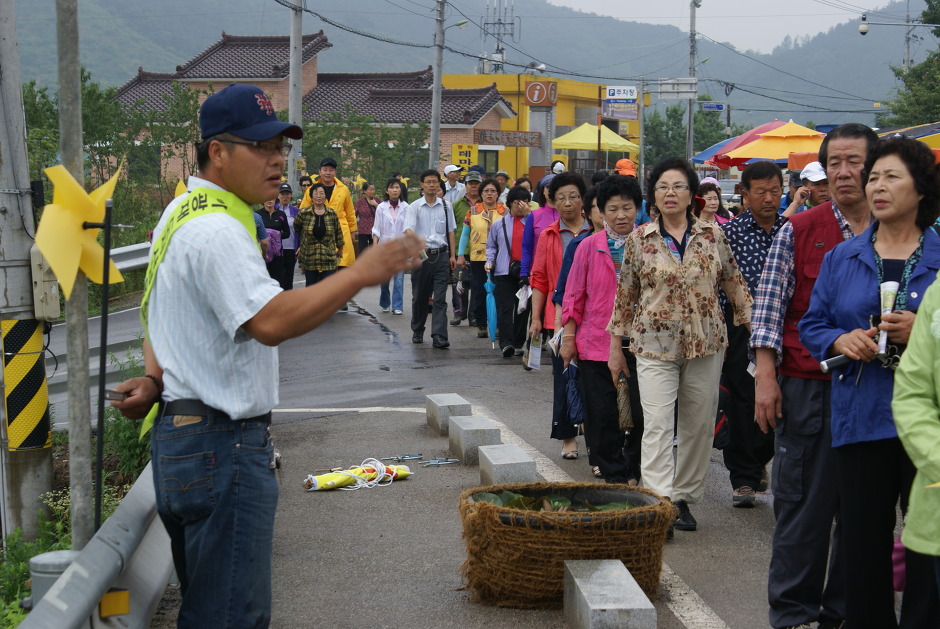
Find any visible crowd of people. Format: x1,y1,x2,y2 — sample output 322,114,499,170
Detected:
117,84,940,628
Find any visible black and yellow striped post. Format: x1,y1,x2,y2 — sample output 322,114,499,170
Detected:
1,319,51,450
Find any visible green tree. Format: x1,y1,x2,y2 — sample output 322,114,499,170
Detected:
878,51,940,127
22,81,59,183
643,103,686,166
924,0,940,37
301,104,429,188
693,95,729,153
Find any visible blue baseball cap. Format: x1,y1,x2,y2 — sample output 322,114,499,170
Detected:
200,84,303,141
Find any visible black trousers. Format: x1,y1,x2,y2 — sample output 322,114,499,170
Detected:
410,250,450,339
834,438,940,629
265,255,284,284
622,349,644,482
494,275,527,350
280,249,296,290
722,314,774,489
579,358,630,482
469,260,487,327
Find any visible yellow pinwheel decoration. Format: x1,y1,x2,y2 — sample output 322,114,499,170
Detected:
174,179,188,198
399,176,410,189
35,165,124,299
353,174,367,190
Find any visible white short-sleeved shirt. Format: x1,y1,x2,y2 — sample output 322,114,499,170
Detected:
149,177,282,418
403,196,455,249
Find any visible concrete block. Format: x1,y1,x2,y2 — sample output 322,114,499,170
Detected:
478,444,537,485
425,393,471,436
563,560,656,629
448,415,501,465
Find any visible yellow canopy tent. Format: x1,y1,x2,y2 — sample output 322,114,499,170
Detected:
724,121,825,161
552,122,639,152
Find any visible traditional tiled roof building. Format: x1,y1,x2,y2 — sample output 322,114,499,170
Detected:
116,31,514,172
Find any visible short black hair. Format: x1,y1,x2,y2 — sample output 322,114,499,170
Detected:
646,157,699,212
863,136,940,231
419,169,441,184
582,186,599,219
548,172,586,201
506,185,531,205
597,174,644,212
591,170,609,185
299,175,313,186
696,182,731,220
818,123,878,174
361,180,373,192
308,182,326,195
741,161,783,190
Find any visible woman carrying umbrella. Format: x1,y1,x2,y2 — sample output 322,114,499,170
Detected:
607,157,752,532
530,173,592,460
560,175,642,484
458,178,506,338
485,186,532,357
799,136,940,626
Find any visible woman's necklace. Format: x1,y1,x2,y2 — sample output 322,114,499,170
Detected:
871,229,923,310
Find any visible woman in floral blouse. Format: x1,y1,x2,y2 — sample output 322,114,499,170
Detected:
607,157,752,534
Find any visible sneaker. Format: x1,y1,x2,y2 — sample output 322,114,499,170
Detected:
340,304,349,312
816,620,846,629
502,345,514,358
450,316,463,326
732,486,756,508
591,466,603,478
780,624,814,629
432,335,450,349
673,499,697,531
477,327,489,338
381,306,390,313
393,309,403,315
514,348,524,356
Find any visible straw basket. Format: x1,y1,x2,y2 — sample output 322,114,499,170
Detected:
458,481,675,608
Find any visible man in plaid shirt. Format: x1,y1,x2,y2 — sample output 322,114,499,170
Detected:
749,123,877,629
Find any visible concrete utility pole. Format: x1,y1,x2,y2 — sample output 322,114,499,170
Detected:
687,0,700,161
429,0,445,170
0,0,54,539
287,0,303,189
57,0,94,550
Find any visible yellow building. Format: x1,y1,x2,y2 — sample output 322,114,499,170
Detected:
442,74,642,181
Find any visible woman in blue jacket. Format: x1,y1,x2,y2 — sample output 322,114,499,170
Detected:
799,137,940,628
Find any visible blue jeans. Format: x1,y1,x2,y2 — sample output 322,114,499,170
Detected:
151,411,278,628
380,271,404,310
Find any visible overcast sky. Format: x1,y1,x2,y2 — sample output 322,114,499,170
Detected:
547,0,910,53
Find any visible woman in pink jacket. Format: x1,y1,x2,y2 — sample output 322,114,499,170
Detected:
560,175,642,483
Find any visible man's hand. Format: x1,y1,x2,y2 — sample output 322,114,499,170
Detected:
754,371,782,434
879,310,915,345
111,377,160,420
457,255,468,270
449,255,457,271
351,231,425,285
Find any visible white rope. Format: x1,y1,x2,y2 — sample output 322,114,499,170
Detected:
338,458,395,491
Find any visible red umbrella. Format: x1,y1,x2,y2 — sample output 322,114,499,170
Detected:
707,120,786,170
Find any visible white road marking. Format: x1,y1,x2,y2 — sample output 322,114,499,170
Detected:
280,403,731,629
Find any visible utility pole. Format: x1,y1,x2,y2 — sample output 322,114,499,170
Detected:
429,0,445,169
0,0,54,540
904,0,912,71
287,0,303,189
687,0,701,161
482,0,516,74
57,0,94,550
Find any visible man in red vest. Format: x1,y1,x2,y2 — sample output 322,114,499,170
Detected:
750,123,877,629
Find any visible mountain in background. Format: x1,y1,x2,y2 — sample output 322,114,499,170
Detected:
13,0,931,127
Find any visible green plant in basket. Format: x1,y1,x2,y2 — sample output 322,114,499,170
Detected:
471,491,633,512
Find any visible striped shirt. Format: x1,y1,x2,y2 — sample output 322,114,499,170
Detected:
749,202,855,357
149,176,281,418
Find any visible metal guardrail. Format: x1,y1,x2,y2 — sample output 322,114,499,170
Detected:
113,242,150,272
19,463,174,628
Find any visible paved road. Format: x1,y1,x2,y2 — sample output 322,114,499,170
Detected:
59,275,779,627
269,275,776,628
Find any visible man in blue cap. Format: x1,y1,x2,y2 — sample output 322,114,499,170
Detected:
110,84,423,628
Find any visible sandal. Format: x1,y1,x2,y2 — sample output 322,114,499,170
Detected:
561,449,579,460
592,466,603,478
